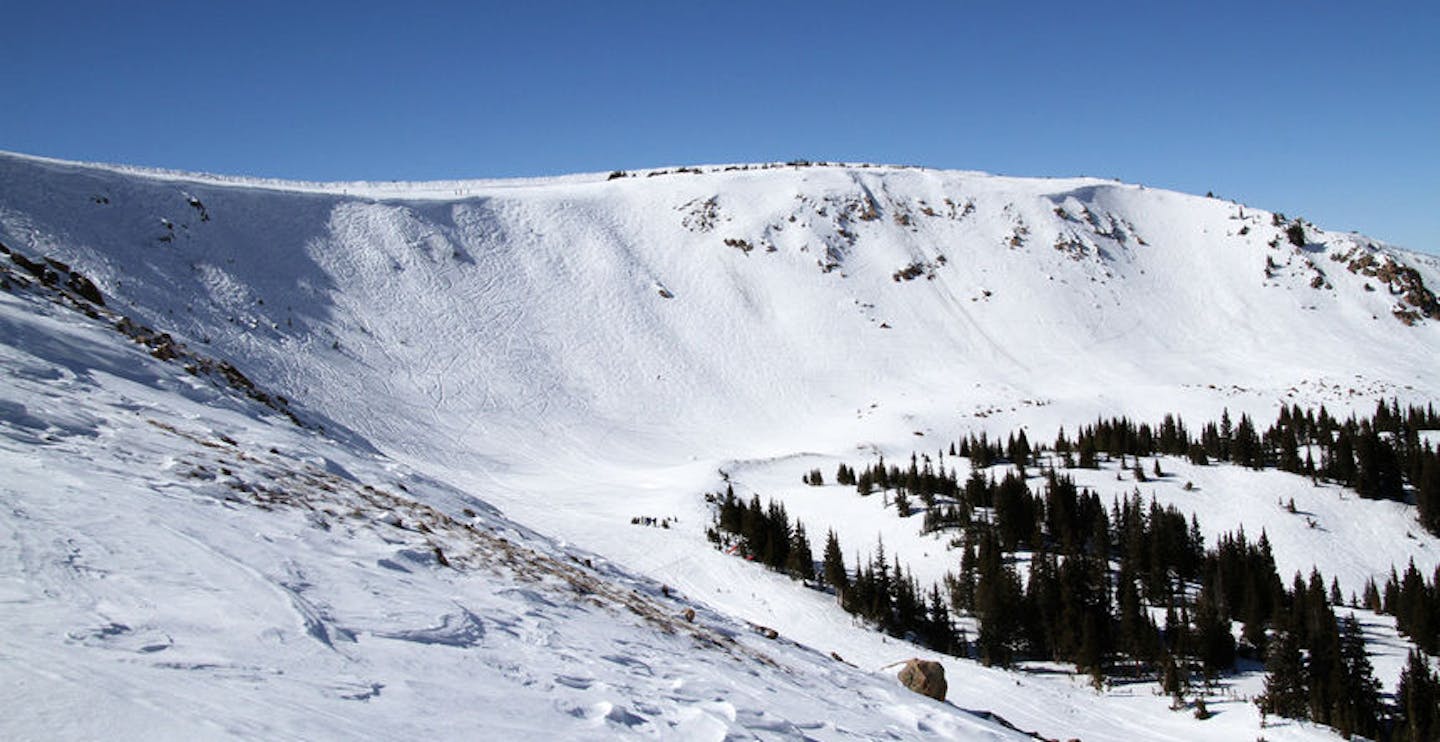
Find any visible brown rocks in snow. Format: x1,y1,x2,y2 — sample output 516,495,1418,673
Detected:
750,624,779,640
897,658,947,702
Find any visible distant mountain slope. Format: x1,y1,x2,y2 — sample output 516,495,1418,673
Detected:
3,152,1436,478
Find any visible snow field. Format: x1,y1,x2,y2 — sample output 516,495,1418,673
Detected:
0,291,1024,740
4,150,1439,740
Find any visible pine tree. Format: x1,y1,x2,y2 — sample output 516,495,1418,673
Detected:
1305,609,1342,726
1194,582,1236,678
868,538,893,628
925,584,957,653
1419,452,1440,536
1396,559,1435,654
975,529,1023,667
717,485,742,535
1115,561,1150,667
1333,614,1382,739
1330,430,1356,485
893,487,912,517
1078,436,1099,469
844,551,870,615
1233,413,1261,468
890,566,921,637
952,537,978,613
1362,578,1382,611
741,495,764,557
1259,629,1308,720
786,521,815,581
821,529,848,595
1023,548,1061,660
1396,648,1440,742
762,500,792,570
1076,610,1107,682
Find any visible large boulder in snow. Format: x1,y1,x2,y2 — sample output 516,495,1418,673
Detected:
897,658,947,701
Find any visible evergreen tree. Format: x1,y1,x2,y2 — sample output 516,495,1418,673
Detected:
844,551,870,615
1076,609,1107,683
786,521,815,581
1330,431,1356,485
1012,430,1031,468
893,487,912,517
1115,561,1153,668
891,566,922,637
1024,549,1062,660
1233,413,1261,468
739,495,764,557
717,485,742,535
1394,559,1437,654
868,539,893,628
762,500,792,570
1396,648,1440,742
1363,578,1382,612
821,529,848,595
926,584,959,653
1419,452,1440,536
1333,614,1382,739
1259,629,1308,720
1304,605,1342,726
975,529,1023,667
1194,582,1236,678
952,537,978,613
1078,435,1099,469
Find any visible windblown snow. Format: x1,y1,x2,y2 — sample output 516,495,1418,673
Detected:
2,151,1438,740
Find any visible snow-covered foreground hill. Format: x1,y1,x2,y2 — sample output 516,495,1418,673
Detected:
0,281,1022,740
3,151,1439,740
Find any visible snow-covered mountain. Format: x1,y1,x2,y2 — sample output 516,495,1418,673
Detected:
2,150,1438,740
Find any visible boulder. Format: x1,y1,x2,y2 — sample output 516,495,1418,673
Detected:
897,658,947,701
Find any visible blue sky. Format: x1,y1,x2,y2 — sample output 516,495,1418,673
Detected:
5,1,1437,251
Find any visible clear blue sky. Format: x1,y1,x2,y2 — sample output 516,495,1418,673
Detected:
5,1,1437,252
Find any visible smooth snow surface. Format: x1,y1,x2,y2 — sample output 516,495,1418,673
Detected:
3,151,1439,740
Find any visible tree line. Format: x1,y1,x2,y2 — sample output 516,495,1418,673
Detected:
706,399,1440,738
1050,400,1440,535
706,486,963,653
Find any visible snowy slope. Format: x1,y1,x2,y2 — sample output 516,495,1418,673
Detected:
5,152,1436,476
3,150,1439,740
0,278,1023,741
